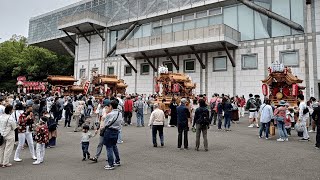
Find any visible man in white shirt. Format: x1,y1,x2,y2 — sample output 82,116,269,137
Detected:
298,94,310,141
148,103,165,147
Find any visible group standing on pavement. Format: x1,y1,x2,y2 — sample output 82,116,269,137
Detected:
0,90,319,171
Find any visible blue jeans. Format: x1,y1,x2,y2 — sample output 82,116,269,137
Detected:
217,114,223,129
117,129,122,143
259,122,270,138
104,129,120,166
224,114,231,129
81,142,90,158
136,112,144,126
277,122,288,139
152,125,164,145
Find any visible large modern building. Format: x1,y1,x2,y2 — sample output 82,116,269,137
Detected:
29,0,320,99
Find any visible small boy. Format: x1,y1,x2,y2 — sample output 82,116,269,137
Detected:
33,116,49,165
81,125,97,161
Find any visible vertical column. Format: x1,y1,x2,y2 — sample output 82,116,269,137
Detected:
232,50,236,96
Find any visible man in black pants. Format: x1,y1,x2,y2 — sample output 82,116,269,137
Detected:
312,103,320,149
176,98,190,150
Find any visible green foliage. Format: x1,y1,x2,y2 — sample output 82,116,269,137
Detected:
0,35,74,91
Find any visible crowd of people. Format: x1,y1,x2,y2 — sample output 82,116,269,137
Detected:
0,91,319,170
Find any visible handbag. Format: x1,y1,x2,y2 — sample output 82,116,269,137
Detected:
100,112,120,136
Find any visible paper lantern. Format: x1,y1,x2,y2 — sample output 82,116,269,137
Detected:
292,84,298,96
262,84,268,96
272,87,280,96
155,84,160,93
173,83,180,93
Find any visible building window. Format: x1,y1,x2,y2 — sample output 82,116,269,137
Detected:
107,67,115,75
80,69,86,79
184,59,195,72
242,54,258,69
172,16,182,23
213,57,227,71
141,64,150,75
124,66,132,76
92,68,98,73
196,11,207,18
280,51,299,66
184,13,195,21
163,61,173,72
209,8,222,16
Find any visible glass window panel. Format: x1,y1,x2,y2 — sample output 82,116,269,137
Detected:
109,31,117,49
184,20,195,30
242,55,258,69
141,64,150,74
184,60,195,71
254,0,271,39
196,11,207,18
184,13,195,21
162,25,172,34
152,26,162,35
107,67,114,75
163,62,173,72
208,15,223,25
153,21,161,27
124,66,132,75
162,19,172,25
213,57,227,71
271,0,291,37
291,0,304,35
238,5,254,40
280,51,299,66
80,69,86,78
209,8,222,15
142,24,151,37
172,16,182,23
172,22,183,32
134,26,142,38
223,6,238,30
196,17,208,28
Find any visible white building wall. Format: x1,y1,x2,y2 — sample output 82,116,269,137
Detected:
78,37,89,61
135,60,154,95
89,35,103,60
207,51,233,98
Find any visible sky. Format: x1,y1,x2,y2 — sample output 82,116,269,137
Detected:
0,0,82,42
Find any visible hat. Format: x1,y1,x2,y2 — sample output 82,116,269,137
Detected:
279,100,286,106
83,125,90,130
103,99,110,106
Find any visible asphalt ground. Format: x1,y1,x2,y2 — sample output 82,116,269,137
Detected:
1,113,320,180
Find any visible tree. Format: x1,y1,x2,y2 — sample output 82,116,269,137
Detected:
0,35,74,91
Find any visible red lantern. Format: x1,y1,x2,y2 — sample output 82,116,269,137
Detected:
262,84,268,96
155,84,160,93
173,83,180,93
292,84,298,96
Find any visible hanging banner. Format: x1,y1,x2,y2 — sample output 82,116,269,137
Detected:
292,84,298,96
262,84,268,96
83,81,90,95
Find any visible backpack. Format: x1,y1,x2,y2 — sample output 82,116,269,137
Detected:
210,100,217,110
50,102,60,113
198,109,210,126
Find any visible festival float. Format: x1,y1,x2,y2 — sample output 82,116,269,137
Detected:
16,76,47,94
47,75,84,95
261,62,305,107
91,73,128,100
153,66,196,114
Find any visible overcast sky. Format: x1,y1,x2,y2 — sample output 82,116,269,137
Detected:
0,0,82,42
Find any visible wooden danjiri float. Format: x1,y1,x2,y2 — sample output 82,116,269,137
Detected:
91,74,128,100
153,66,196,114
261,62,305,107
47,75,84,95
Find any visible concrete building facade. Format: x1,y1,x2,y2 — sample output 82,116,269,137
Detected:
28,0,320,99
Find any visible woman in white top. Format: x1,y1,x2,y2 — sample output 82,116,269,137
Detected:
0,105,17,167
258,99,273,139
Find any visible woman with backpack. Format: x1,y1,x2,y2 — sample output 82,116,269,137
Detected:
192,99,209,151
274,100,288,142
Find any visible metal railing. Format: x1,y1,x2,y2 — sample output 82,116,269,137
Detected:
58,11,107,27
117,24,240,50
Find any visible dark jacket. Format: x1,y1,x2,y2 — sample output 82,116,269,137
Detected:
176,105,190,127
193,106,209,127
222,102,233,116
312,106,320,126
64,102,74,114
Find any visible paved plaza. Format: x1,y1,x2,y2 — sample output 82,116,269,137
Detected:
2,114,320,180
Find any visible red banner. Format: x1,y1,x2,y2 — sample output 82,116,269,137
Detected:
292,84,298,96
83,81,90,94
262,84,268,96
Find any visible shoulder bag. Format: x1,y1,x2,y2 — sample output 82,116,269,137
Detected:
100,112,120,136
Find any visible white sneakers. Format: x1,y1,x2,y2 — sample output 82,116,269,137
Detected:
276,138,285,142
248,124,254,128
33,161,41,165
308,130,316,133
14,158,22,162
32,156,37,160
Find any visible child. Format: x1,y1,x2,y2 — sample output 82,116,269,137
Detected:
81,125,97,161
33,116,49,165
